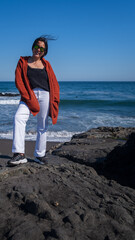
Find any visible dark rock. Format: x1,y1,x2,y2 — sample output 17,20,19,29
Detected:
0,127,135,240
72,126,135,140
43,229,58,239
20,199,39,215
0,161,135,240
52,127,128,166
102,132,135,188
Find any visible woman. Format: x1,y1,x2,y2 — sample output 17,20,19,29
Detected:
8,36,60,166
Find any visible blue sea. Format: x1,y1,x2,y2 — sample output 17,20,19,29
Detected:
0,81,135,142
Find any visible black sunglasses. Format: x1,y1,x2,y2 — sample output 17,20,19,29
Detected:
33,45,45,52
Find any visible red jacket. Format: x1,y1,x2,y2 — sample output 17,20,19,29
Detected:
15,56,60,124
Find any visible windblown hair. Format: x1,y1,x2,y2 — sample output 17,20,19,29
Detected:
32,35,56,58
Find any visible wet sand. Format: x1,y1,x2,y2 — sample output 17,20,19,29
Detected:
0,139,61,166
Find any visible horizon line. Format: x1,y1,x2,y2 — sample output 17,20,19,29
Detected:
0,80,135,82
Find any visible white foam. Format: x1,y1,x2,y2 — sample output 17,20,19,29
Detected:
90,114,135,128
0,100,19,105
47,130,79,142
0,130,79,142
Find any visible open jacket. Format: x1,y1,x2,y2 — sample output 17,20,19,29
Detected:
15,56,60,124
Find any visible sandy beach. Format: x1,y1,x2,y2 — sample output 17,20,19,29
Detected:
0,139,61,166
0,139,60,158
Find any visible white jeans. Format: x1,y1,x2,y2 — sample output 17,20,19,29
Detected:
12,88,50,157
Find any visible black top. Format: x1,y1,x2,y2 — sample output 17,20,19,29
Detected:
27,65,50,92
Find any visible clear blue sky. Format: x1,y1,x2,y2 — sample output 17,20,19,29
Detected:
0,0,135,81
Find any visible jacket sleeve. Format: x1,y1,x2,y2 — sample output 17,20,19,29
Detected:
15,59,30,100
49,63,60,104
47,61,60,123
52,69,60,121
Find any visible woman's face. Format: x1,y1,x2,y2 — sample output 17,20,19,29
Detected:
32,41,45,59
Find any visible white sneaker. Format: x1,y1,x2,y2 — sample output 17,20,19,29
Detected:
8,154,27,166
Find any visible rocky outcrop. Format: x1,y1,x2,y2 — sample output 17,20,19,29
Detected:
0,161,135,240
52,126,135,167
0,127,135,240
52,127,135,188
102,132,135,188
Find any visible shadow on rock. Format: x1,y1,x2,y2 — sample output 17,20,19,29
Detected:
101,133,135,189
52,127,135,189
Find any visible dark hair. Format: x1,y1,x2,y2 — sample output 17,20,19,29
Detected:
32,35,56,58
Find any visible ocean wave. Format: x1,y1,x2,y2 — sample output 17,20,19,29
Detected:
0,98,135,107
91,114,135,127
0,130,79,142
60,99,135,107
0,99,19,104
0,92,19,97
